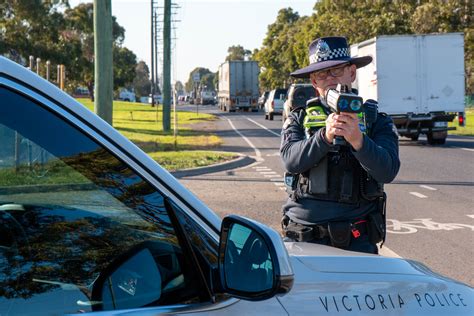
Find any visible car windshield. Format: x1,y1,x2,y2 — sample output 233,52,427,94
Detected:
0,87,200,314
274,89,287,99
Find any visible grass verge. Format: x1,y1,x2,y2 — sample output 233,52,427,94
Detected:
77,99,237,170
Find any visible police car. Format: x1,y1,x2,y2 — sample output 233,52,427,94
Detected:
0,56,472,315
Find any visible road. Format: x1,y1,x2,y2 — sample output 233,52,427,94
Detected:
178,105,474,286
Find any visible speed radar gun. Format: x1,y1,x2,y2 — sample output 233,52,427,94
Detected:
325,84,376,146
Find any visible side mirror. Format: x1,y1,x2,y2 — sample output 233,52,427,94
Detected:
218,215,294,301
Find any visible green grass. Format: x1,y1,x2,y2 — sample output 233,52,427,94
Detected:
449,108,474,136
77,99,236,170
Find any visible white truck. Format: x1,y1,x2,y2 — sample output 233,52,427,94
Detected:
218,61,259,112
351,33,465,145
200,90,215,105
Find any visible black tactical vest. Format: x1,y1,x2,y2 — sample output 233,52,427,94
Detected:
296,128,383,205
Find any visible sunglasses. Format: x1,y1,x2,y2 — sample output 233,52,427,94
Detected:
312,64,349,80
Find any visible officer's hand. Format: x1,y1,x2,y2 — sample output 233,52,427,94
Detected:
325,113,337,144
327,112,364,150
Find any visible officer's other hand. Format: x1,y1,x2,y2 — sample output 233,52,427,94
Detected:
326,112,363,150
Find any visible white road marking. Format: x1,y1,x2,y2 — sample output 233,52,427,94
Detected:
419,185,437,191
245,117,281,137
225,118,262,160
467,215,474,219
280,187,286,191
264,174,278,177
409,192,428,198
260,171,277,174
274,182,285,186
379,247,402,258
266,152,280,156
460,148,474,152
270,178,282,182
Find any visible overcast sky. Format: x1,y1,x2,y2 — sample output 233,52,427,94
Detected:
69,0,315,84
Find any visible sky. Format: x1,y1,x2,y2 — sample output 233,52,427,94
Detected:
69,0,316,85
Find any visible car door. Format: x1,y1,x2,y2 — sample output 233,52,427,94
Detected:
0,59,293,315
0,65,230,315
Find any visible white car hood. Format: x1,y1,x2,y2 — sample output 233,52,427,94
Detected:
280,242,473,315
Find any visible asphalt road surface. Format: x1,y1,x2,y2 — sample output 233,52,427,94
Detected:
178,105,474,286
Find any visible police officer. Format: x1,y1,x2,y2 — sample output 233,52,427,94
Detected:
281,36,400,254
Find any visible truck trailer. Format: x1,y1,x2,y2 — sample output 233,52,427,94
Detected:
218,61,259,112
351,33,465,145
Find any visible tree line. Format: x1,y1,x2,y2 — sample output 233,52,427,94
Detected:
0,1,151,100
250,0,472,94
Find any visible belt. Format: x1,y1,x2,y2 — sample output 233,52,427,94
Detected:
284,219,368,242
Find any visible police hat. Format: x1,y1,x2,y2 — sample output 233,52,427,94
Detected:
290,36,372,79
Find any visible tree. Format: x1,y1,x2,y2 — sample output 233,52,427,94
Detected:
133,61,151,99
0,1,70,71
174,80,185,95
254,8,301,89
63,3,127,99
185,67,213,92
200,73,216,91
225,45,251,61
113,46,137,90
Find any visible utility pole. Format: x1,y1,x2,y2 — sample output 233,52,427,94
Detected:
150,0,155,107
162,0,171,132
94,0,113,125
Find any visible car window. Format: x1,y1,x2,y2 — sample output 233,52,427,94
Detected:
274,89,287,100
0,87,202,314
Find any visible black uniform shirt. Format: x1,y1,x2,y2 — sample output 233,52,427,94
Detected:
280,107,400,225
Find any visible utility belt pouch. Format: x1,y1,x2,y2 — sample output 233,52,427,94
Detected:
368,212,385,244
328,221,351,248
308,156,328,194
284,222,314,242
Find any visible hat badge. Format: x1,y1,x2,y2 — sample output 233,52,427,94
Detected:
316,40,330,58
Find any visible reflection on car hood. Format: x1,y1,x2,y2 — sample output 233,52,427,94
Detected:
280,242,473,315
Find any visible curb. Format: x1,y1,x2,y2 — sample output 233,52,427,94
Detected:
171,153,256,178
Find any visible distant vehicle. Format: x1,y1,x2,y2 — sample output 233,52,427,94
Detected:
218,60,259,112
282,84,316,122
72,86,90,99
351,33,465,145
258,91,269,110
200,90,215,105
264,88,287,120
148,94,162,104
118,89,136,102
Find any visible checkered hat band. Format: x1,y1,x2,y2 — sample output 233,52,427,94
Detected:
309,48,349,63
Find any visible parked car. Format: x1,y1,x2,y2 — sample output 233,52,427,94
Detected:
264,88,287,120
0,56,472,315
258,91,269,110
118,88,136,102
282,83,316,122
148,93,163,104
